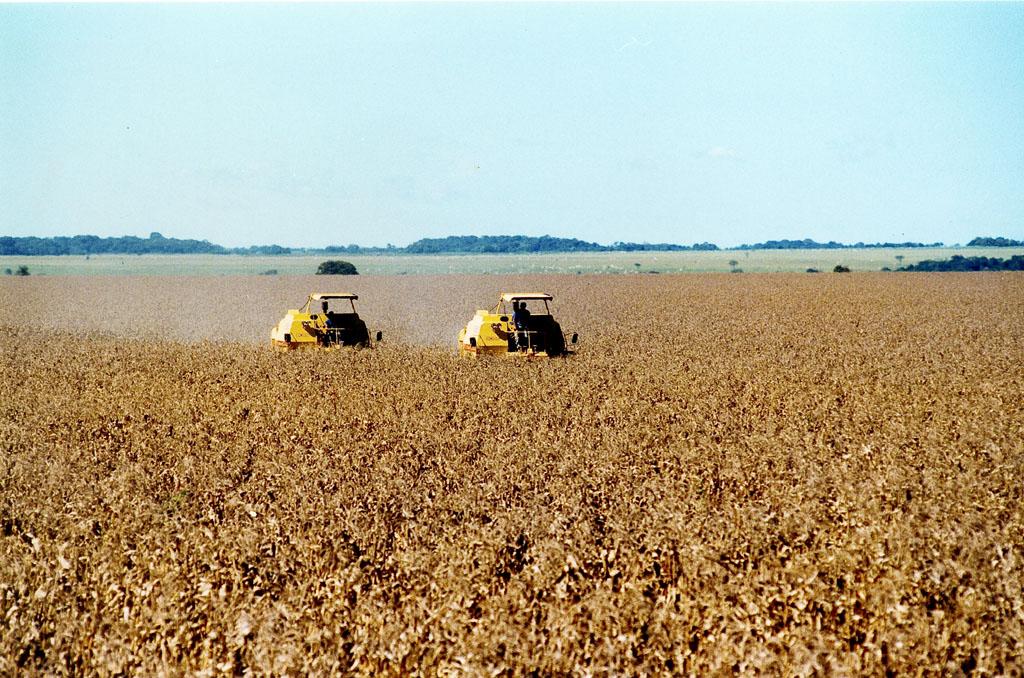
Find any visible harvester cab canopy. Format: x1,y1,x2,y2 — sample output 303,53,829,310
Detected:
496,292,553,315
303,293,358,314
311,293,357,299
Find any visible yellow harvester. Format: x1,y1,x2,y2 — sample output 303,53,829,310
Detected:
271,293,381,350
458,292,577,358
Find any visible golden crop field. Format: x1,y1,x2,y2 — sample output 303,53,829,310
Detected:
1,273,1022,675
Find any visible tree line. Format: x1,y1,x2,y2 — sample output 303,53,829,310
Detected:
3,232,1022,256
898,255,1024,272
0,233,291,256
734,238,946,250
965,236,1023,247
402,235,720,254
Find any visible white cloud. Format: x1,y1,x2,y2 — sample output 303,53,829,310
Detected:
706,146,739,159
616,36,654,52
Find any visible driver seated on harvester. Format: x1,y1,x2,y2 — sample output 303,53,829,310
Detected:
323,301,351,327
321,300,338,330
511,301,531,351
321,301,349,346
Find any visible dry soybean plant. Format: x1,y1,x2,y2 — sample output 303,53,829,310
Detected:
1,273,1022,674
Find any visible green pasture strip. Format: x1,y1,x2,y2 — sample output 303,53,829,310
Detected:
2,248,1022,276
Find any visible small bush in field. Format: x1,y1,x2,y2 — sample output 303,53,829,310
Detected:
316,260,358,275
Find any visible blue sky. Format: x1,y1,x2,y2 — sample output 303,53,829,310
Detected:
1,3,1022,248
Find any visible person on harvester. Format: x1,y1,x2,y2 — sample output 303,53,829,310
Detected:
512,301,531,351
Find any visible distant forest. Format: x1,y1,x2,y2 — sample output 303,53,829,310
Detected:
734,238,945,250
2,232,1023,256
898,255,1024,272
0,233,290,256
965,236,1024,247
402,235,719,253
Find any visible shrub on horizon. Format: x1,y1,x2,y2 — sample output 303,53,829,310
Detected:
316,260,359,275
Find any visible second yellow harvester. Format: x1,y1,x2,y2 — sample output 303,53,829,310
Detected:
458,292,577,358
